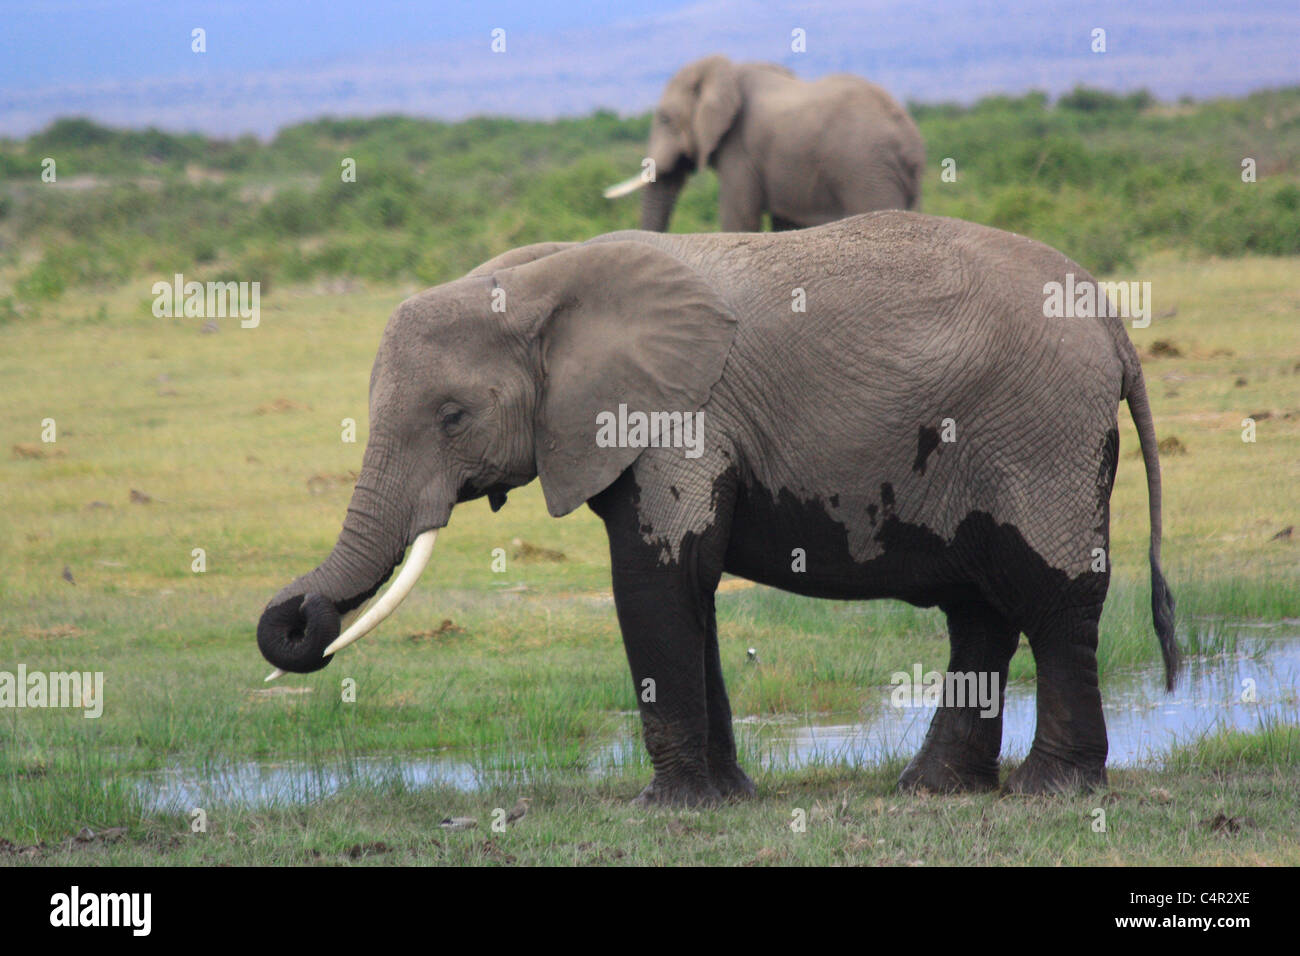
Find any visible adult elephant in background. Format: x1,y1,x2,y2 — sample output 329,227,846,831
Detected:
256,212,1177,806
604,55,926,231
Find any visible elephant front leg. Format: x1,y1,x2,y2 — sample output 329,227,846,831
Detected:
898,600,1019,793
593,456,744,806
702,604,756,799
713,150,764,232
614,569,722,807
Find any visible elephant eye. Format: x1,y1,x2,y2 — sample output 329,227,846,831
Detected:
438,404,467,435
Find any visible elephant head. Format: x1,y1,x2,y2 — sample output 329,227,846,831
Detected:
257,240,737,676
604,55,743,231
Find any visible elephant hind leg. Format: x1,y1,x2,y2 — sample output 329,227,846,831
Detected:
898,599,1020,793
1004,602,1109,794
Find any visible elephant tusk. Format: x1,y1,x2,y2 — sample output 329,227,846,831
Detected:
603,175,648,199
321,529,438,657
337,597,372,633
265,668,286,682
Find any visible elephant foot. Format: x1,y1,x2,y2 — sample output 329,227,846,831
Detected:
1003,746,1106,795
898,749,999,794
708,760,757,800
631,773,723,808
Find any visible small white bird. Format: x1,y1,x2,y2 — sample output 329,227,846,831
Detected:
746,647,759,664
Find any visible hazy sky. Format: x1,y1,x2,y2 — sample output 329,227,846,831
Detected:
3,0,1297,136
0,0,684,87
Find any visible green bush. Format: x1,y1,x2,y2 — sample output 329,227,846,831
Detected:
16,258,67,301
1057,86,1154,114
1,87,1297,302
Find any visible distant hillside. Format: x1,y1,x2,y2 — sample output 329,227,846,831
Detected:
1,86,1298,323
4,0,1299,136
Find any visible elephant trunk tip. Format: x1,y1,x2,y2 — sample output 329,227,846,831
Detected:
256,593,339,674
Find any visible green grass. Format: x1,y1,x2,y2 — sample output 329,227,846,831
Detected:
1,250,1297,862
12,732,1300,866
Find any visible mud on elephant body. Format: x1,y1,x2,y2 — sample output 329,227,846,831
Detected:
605,55,926,232
257,211,1177,805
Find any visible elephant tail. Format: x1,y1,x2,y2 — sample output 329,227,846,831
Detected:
1122,351,1179,691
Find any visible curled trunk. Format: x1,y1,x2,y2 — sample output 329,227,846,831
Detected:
257,466,413,673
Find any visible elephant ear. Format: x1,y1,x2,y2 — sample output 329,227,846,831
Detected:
495,240,737,517
692,57,742,164
465,241,576,277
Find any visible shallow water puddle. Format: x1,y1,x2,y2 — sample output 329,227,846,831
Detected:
137,755,493,814
750,635,1300,771
137,636,1299,812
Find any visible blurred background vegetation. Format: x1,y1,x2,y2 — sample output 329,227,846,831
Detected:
1,85,1298,322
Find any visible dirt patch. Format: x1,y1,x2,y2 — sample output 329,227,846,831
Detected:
407,619,463,642
346,841,391,859
512,538,567,562
12,443,64,460
476,839,517,864
307,471,358,494
256,397,310,414
1143,341,1236,361
0,826,128,861
578,842,626,865
0,838,44,859
1204,812,1256,835
1147,340,1182,359
22,625,84,640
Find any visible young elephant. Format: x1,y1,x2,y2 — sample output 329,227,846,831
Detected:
604,55,925,231
257,211,1177,805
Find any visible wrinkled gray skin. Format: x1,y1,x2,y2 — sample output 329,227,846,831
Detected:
630,55,925,231
257,212,1176,805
